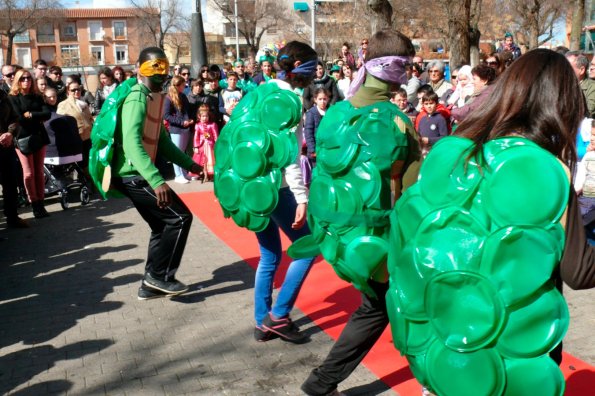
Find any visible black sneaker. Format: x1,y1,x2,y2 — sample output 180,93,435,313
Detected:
254,326,279,342
137,285,168,300
143,273,189,295
262,314,309,344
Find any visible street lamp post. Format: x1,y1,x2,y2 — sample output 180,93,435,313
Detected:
234,0,240,60
311,0,316,49
191,0,208,77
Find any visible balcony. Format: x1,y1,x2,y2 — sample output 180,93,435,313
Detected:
60,34,78,42
37,34,56,44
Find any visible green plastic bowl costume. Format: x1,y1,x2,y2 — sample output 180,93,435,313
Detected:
88,78,138,198
289,100,413,297
388,136,569,396
213,82,302,231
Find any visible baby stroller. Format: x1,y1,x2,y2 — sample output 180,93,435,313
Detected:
43,114,91,210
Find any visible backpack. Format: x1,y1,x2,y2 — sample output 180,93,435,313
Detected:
88,78,137,198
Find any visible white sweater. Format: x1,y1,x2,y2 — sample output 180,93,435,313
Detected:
268,79,308,204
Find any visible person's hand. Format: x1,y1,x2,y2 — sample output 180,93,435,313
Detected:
154,183,172,209
0,132,13,147
24,112,32,118
292,203,307,229
193,147,199,154
190,162,203,176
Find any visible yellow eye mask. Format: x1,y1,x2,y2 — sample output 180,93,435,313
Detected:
139,58,170,77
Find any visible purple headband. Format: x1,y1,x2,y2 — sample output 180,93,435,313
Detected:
346,56,411,99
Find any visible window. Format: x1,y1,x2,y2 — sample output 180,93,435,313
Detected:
62,22,76,37
16,48,32,68
115,45,128,64
90,45,104,65
113,21,127,39
37,23,55,43
88,21,103,41
61,45,80,66
14,31,30,43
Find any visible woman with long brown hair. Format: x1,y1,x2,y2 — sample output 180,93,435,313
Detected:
9,69,51,218
163,75,194,183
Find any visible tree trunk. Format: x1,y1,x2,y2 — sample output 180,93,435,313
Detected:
469,27,481,66
367,0,393,32
529,19,540,49
6,33,15,65
448,0,472,67
570,0,586,51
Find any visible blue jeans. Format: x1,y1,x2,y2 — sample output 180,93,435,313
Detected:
254,187,316,326
170,131,190,178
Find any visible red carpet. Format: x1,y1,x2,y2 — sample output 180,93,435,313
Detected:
181,190,595,395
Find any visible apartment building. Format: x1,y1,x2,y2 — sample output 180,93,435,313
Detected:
1,8,159,69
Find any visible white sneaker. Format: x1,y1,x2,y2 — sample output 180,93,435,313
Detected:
174,176,189,184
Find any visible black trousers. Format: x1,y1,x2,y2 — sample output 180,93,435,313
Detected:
302,280,389,395
114,177,193,281
0,145,19,222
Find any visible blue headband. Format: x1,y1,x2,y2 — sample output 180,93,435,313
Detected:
277,59,317,80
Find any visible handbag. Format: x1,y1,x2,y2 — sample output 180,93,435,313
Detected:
15,134,43,155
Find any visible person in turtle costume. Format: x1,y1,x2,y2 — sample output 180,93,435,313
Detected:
387,49,595,396
214,41,319,344
300,29,422,396
89,47,203,300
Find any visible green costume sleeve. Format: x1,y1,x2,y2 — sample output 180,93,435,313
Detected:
120,91,165,189
120,92,195,189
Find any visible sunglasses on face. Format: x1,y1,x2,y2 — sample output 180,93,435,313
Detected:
3,72,15,78
451,75,458,79
181,72,189,76
70,88,81,92
361,41,368,44
20,76,32,81
487,61,498,66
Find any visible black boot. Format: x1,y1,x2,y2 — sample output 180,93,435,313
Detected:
32,201,49,219
39,201,49,217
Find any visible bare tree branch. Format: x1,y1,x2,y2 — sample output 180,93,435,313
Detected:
0,0,62,64
128,0,183,49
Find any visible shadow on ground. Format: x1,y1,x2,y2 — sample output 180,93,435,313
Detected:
0,198,140,394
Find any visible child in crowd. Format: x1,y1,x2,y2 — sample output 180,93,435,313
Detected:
303,87,330,163
187,79,209,123
390,88,418,124
218,71,243,124
415,84,434,112
203,71,223,128
43,88,58,113
329,65,342,82
191,104,219,182
416,92,449,155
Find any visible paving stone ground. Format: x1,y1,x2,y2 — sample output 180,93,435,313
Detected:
1,181,593,396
